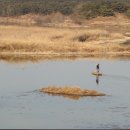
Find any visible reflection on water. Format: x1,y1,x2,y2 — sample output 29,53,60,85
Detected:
45,93,82,100
1,53,130,64
104,74,130,80
96,76,99,85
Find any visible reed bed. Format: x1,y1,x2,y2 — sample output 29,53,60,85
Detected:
40,86,106,96
0,25,130,54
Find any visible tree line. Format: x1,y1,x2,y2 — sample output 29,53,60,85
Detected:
0,0,130,19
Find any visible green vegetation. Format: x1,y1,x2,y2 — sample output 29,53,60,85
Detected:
126,9,130,18
0,0,79,16
79,1,130,19
0,0,130,19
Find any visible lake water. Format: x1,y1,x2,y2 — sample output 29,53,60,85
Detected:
0,56,130,129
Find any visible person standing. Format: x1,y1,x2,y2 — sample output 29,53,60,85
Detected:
96,64,100,73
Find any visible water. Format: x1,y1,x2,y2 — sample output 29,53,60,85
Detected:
0,57,130,129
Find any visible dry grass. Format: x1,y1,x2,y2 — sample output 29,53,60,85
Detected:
122,39,130,45
40,86,106,98
0,25,130,54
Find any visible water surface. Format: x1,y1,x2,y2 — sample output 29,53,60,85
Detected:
0,57,130,129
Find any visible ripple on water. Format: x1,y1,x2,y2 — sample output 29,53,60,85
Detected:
109,106,129,113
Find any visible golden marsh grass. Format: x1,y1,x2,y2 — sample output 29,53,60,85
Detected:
39,86,106,98
0,25,130,54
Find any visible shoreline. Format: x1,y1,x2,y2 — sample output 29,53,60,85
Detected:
0,52,130,64
1,51,130,56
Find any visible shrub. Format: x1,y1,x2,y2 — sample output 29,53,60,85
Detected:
78,34,89,42
0,0,130,19
59,6,73,15
122,39,130,45
99,6,114,17
79,3,100,19
126,9,130,18
112,2,128,13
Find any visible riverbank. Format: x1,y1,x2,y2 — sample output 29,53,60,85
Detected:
0,53,130,64
0,25,130,55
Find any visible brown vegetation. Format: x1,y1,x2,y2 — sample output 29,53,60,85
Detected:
40,86,106,100
39,86,106,98
0,13,130,28
0,14,130,56
0,25,130,55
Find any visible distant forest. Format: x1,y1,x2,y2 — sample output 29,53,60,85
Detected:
0,0,130,19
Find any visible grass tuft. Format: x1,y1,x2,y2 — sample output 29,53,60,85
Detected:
40,86,106,97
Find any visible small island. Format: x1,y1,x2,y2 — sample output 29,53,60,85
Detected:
39,86,106,97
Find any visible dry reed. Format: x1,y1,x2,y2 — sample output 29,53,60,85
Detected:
0,25,130,54
40,86,106,96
